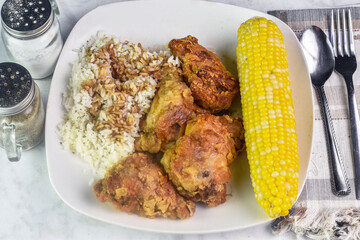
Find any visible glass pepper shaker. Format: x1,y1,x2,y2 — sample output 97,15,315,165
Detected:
0,62,45,161
1,0,63,79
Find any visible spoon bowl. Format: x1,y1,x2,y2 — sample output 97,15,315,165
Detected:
301,26,335,84
300,26,351,196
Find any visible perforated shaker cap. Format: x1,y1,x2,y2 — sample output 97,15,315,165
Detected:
0,62,35,116
1,0,53,39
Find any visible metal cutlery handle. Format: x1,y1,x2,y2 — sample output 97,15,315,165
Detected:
345,76,360,199
315,85,351,196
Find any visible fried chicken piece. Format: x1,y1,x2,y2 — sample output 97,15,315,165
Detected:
169,36,239,112
161,114,245,207
93,153,195,219
135,65,207,153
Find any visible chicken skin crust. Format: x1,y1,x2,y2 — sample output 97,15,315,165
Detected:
161,114,245,207
168,36,239,112
135,65,207,153
93,153,195,219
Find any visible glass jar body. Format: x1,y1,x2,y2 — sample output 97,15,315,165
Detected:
0,84,45,151
1,14,63,79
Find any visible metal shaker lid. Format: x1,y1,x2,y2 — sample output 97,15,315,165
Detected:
0,62,35,116
1,0,53,39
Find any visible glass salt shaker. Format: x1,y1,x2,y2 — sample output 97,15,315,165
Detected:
1,0,63,79
0,62,45,161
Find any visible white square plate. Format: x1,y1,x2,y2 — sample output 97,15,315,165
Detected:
46,0,314,234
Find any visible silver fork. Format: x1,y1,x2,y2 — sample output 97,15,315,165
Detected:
330,9,360,199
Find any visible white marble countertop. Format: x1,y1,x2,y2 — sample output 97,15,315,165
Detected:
0,0,358,239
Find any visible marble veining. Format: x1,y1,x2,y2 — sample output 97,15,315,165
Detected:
0,0,357,239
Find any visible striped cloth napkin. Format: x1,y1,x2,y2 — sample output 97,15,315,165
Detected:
268,8,360,240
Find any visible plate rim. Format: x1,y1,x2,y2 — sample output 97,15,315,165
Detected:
45,0,314,234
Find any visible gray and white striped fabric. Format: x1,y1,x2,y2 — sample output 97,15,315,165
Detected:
269,8,360,240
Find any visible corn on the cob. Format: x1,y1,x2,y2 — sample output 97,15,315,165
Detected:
236,17,299,218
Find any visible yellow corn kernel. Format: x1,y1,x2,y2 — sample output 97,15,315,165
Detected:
236,17,299,218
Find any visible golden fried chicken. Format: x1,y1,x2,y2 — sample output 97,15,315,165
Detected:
168,36,239,112
135,65,207,153
93,153,195,219
161,114,245,207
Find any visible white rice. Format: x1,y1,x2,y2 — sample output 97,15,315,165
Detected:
58,32,176,177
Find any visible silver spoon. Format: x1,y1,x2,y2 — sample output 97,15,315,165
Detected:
300,25,351,196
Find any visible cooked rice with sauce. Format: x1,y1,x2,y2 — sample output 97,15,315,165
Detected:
59,32,179,177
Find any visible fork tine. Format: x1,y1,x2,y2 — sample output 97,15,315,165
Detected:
330,10,336,55
348,9,356,55
336,9,343,57
342,9,350,57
